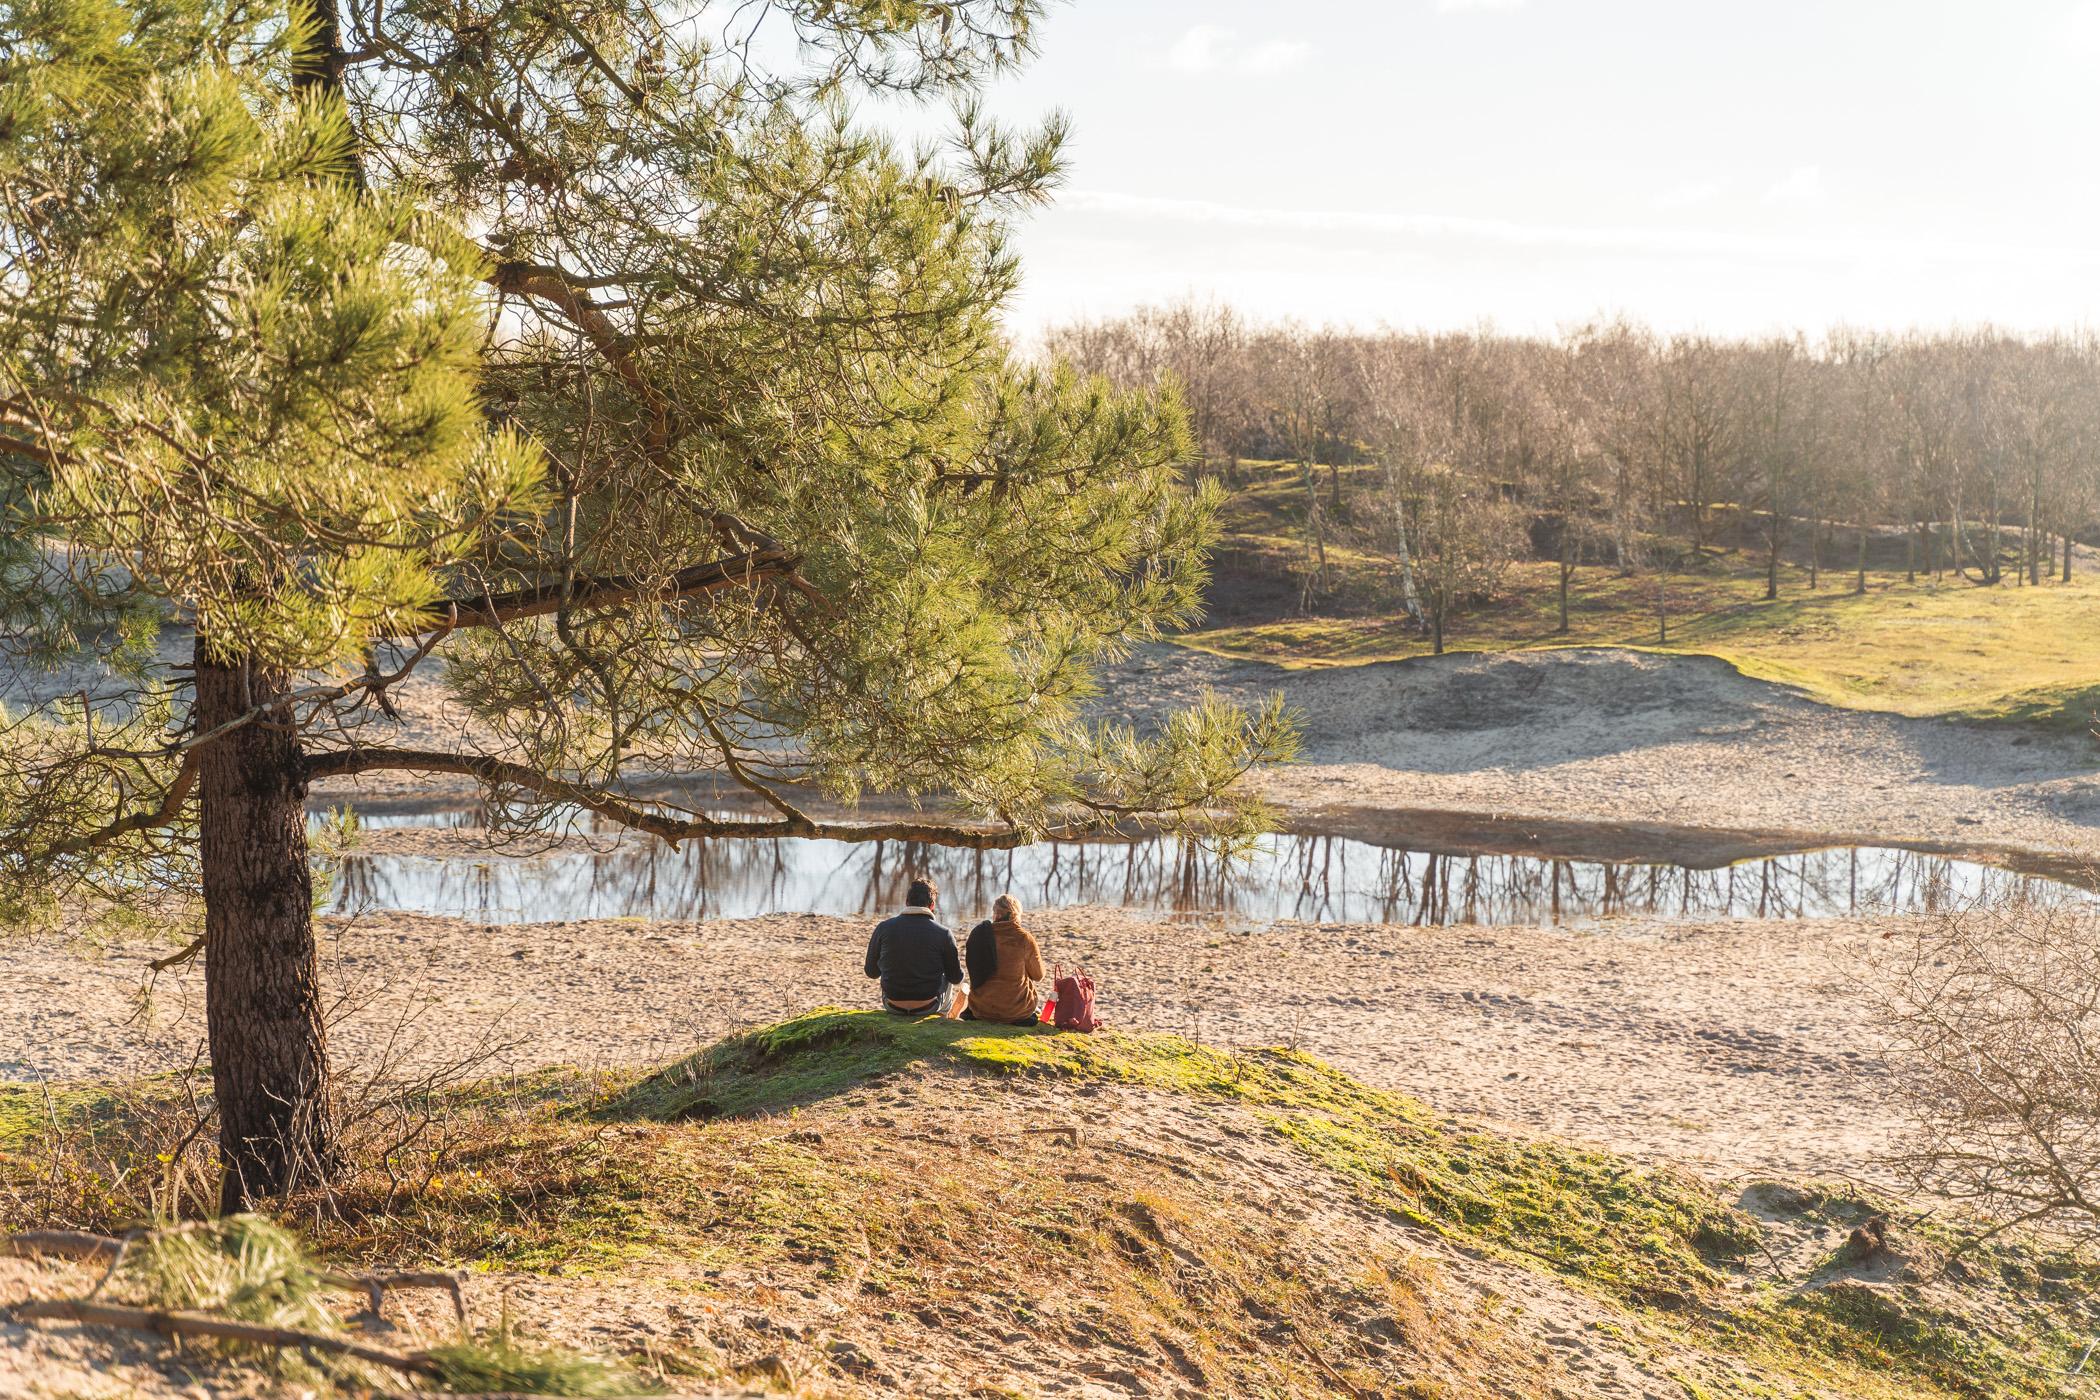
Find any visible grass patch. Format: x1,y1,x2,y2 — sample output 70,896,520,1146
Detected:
1665,577,2100,732
1191,564,2100,733
423,1333,664,1397
1191,459,2100,731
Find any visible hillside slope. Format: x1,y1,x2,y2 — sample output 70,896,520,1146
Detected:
11,1015,2090,1398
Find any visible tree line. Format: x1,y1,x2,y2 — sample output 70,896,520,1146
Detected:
1046,301,2100,649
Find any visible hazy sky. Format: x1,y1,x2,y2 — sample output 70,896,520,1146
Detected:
959,0,2100,338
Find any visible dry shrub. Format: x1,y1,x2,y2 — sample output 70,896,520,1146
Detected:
1874,893,2100,1237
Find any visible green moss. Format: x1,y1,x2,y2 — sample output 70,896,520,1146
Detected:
598,1012,2096,1397
423,1335,665,1396
0,1077,184,1145
609,1012,1752,1313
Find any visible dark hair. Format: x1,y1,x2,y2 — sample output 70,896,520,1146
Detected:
906,877,937,909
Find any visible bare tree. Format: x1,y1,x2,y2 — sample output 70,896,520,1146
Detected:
1568,320,1661,579
1266,324,1363,608
1399,466,1526,657
1827,328,1895,594
1735,335,1815,601
1357,331,1432,626
1657,335,1742,558
1875,896,2100,1237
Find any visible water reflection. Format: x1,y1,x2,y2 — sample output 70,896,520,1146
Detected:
327,830,2083,927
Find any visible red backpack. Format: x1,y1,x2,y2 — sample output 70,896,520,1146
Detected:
1050,967,1100,1033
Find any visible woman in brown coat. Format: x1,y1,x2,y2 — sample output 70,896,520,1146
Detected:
961,893,1045,1025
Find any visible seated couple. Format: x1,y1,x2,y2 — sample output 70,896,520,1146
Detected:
862,878,1044,1025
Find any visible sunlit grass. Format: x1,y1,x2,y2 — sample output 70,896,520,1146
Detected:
1192,460,2100,731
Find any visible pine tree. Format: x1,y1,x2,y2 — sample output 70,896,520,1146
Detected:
0,1,1291,1210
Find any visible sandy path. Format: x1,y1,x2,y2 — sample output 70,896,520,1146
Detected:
3,904,1902,1184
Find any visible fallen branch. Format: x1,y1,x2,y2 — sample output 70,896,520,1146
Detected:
10,1298,443,1377
6,1230,468,1328
5,1231,123,1263
322,1269,470,1329
1289,1323,1369,1399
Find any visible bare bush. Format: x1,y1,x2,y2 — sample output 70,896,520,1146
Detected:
1874,894,2100,1237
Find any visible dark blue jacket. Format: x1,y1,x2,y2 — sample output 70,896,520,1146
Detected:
864,909,963,1002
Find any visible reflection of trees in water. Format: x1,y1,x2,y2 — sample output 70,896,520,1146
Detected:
331,834,2076,926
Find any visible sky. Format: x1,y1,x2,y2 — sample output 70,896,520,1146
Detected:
945,0,2100,339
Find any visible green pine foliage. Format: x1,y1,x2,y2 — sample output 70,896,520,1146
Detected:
0,0,1291,912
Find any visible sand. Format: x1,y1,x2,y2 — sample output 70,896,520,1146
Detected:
1109,644,2100,862
5,902,1904,1184
13,639,2099,1185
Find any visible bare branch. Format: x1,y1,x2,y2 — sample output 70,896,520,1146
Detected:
301,745,1117,849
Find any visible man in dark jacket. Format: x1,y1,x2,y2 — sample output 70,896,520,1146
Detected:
864,877,964,1016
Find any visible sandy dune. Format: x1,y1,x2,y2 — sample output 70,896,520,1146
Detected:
1109,644,2100,860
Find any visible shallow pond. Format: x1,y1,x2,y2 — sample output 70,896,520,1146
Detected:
324,816,2085,927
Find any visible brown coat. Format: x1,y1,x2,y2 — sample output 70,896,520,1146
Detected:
964,917,1044,1024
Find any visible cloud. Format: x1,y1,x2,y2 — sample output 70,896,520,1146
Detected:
1239,38,1313,75
1438,0,1527,11
1053,187,2100,271
1763,165,1827,207
1163,25,1312,76
1652,178,1727,212
1165,23,1234,73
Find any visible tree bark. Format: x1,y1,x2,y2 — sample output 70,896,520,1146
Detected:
195,645,337,1212
1855,518,1869,595
1557,548,1572,635
1764,503,1781,601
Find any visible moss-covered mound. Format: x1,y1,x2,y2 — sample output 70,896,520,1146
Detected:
596,1011,2100,1399
611,1010,1757,1311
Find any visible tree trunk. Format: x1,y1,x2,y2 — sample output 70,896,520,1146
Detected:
1808,515,1821,589
2027,477,2041,585
1855,518,1869,595
2067,530,2077,584
1987,482,2001,584
195,646,337,1213
1690,448,1706,556
1764,503,1780,601
1557,554,1572,635
1431,606,1445,656
1386,471,1424,627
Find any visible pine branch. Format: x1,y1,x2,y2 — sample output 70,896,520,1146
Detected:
45,753,200,856
430,545,797,630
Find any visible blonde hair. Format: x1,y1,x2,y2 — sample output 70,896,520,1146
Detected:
992,893,1021,922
